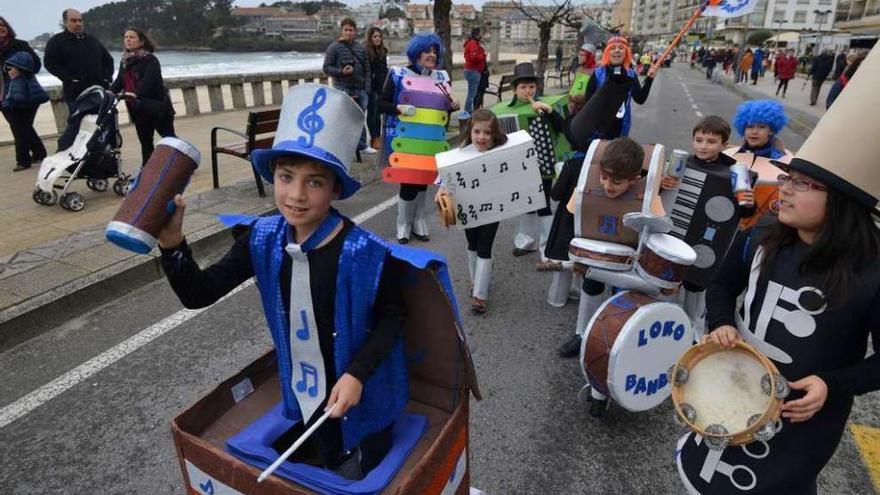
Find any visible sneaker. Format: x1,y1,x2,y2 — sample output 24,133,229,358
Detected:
558,334,582,358
13,164,32,172
589,398,608,418
535,259,562,271
398,237,409,245
411,233,430,242
362,146,378,154
512,247,536,257
471,297,487,314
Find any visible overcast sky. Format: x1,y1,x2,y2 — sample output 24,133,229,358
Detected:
5,0,601,40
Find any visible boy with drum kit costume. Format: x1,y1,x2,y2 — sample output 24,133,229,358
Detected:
489,62,571,262
676,46,880,495
156,83,461,482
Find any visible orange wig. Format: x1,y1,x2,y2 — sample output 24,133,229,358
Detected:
600,35,633,69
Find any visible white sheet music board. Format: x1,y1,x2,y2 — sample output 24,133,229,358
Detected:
436,130,545,229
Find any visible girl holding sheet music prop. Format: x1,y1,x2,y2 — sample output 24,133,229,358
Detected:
435,109,508,314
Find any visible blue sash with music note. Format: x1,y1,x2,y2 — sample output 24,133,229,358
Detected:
285,211,342,423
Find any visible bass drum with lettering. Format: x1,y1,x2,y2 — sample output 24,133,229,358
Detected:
580,291,693,412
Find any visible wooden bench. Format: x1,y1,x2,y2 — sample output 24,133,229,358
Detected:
546,69,571,88
483,74,516,103
210,109,283,198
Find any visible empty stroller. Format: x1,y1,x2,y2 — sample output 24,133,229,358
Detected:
33,85,131,211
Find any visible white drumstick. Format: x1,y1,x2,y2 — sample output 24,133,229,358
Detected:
256,403,337,483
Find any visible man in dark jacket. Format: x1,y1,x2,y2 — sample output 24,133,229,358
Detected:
832,49,848,80
323,18,372,153
808,49,834,106
44,9,114,111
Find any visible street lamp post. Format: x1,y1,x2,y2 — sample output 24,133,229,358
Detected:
773,19,786,49
812,9,833,53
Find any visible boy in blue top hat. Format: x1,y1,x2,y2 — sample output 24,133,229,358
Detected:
157,84,429,480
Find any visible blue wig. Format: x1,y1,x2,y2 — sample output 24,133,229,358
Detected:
406,33,444,71
732,99,789,136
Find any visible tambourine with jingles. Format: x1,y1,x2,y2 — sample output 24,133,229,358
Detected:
670,340,790,450
435,188,456,227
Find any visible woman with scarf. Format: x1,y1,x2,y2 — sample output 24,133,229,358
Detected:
578,35,656,142
110,27,175,167
364,26,387,151
0,16,46,171
378,33,459,244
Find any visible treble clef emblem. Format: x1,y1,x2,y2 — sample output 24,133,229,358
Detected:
296,88,326,148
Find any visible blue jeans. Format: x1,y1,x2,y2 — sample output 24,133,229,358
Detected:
463,69,481,114
354,89,368,150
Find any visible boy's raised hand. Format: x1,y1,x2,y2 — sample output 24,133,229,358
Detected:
661,176,680,190
327,373,363,418
158,194,187,249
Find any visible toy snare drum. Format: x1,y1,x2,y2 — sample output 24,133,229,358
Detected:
106,137,200,254
670,341,790,450
635,233,697,289
568,238,636,271
580,291,693,412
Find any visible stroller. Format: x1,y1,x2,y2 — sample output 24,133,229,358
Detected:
33,85,131,211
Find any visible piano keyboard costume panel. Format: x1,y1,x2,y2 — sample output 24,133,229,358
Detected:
435,130,544,229
723,147,793,230
490,94,574,180
666,158,742,288
381,69,452,185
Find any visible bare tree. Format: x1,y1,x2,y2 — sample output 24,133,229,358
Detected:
433,0,453,70
511,0,580,91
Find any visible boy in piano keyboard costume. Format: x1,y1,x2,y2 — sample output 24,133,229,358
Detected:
489,62,571,262
663,115,755,339
156,85,439,481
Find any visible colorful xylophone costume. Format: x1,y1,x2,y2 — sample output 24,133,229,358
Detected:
378,33,451,244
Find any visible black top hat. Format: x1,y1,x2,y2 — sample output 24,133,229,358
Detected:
511,63,539,86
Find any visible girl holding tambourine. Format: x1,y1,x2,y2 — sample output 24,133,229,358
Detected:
676,47,880,494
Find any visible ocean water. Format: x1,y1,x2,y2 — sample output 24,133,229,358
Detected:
33,50,362,88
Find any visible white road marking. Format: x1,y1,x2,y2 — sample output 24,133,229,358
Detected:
695,111,704,117
692,104,699,110
0,196,399,429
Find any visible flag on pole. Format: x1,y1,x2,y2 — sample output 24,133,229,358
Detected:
701,0,759,18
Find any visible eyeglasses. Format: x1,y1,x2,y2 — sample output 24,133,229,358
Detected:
777,174,827,192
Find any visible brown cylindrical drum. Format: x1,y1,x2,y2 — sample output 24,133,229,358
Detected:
105,137,200,253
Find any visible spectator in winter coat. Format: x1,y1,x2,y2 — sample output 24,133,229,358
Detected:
2,51,49,171
750,47,764,84
364,26,387,150
463,27,487,114
831,49,848,80
738,49,753,84
0,16,47,171
774,49,798,98
110,28,175,167
323,18,373,153
826,52,866,110
44,9,114,111
808,49,835,106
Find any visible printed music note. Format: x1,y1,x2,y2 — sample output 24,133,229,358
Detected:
295,88,326,148
525,147,536,158
456,171,466,188
499,161,509,173
527,196,533,205
538,183,544,192
295,309,310,340
498,203,504,212
511,192,520,201
468,205,477,220
457,204,468,226
522,162,528,170
482,163,487,173
599,215,618,235
295,362,319,398
471,178,480,188
479,203,493,212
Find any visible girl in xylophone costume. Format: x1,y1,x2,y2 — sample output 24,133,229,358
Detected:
677,47,880,495
490,62,572,263
378,33,459,244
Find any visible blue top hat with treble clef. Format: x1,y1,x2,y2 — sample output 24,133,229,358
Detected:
251,83,364,199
